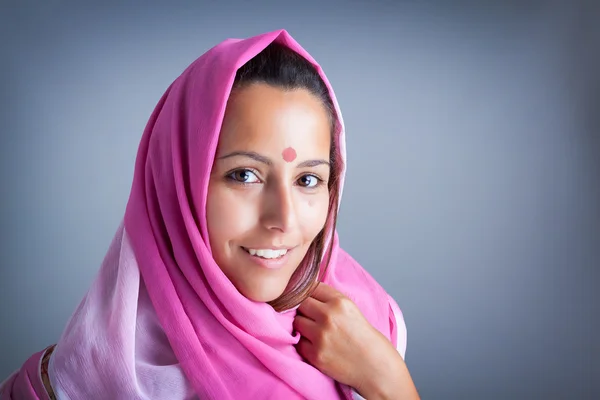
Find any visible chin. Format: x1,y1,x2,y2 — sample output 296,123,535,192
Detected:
236,280,288,303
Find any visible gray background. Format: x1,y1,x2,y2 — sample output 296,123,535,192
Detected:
1,1,598,398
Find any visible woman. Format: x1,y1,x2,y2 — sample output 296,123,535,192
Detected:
0,29,419,400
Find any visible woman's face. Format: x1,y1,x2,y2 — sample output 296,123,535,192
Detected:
207,83,332,303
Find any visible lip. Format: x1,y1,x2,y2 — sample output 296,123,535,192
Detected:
242,245,293,251
240,246,292,270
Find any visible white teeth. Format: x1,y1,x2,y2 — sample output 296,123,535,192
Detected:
246,248,288,259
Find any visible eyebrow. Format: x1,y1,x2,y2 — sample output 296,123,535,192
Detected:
218,151,330,168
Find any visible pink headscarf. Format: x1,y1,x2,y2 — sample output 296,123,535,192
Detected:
2,29,401,400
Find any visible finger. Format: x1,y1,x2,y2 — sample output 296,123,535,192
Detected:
293,315,319,342
309,283,344,303
297,296,326,321
296,336,316,363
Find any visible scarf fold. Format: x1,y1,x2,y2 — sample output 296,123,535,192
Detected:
3,29,400,400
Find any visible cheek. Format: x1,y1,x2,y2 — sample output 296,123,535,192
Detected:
299,193,330,237
206,184,254,250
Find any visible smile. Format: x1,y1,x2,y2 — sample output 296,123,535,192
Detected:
242,247,288,259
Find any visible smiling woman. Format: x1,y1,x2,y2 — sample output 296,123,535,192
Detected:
208,82,333,305
0,30,419,400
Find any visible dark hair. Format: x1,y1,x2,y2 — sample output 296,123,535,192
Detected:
231,42,343,312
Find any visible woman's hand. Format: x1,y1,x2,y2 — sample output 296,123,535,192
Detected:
293,283,419,400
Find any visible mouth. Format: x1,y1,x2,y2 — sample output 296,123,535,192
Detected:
240,246,293,269
242,247,289,259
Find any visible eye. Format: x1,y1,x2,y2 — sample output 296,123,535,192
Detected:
227,169,260,184
297,174,321,188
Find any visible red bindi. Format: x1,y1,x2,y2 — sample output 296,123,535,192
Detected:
282,147,297,163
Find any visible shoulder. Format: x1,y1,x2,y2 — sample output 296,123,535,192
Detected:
351,297,408,400
0,345,56,399
334,248,408,358
387,295,408,360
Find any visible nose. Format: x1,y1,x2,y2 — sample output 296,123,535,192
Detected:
261,180,297,233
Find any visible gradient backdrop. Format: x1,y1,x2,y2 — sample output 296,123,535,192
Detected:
1,1,598,399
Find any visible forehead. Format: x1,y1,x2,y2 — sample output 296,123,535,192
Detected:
217,83,331,156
